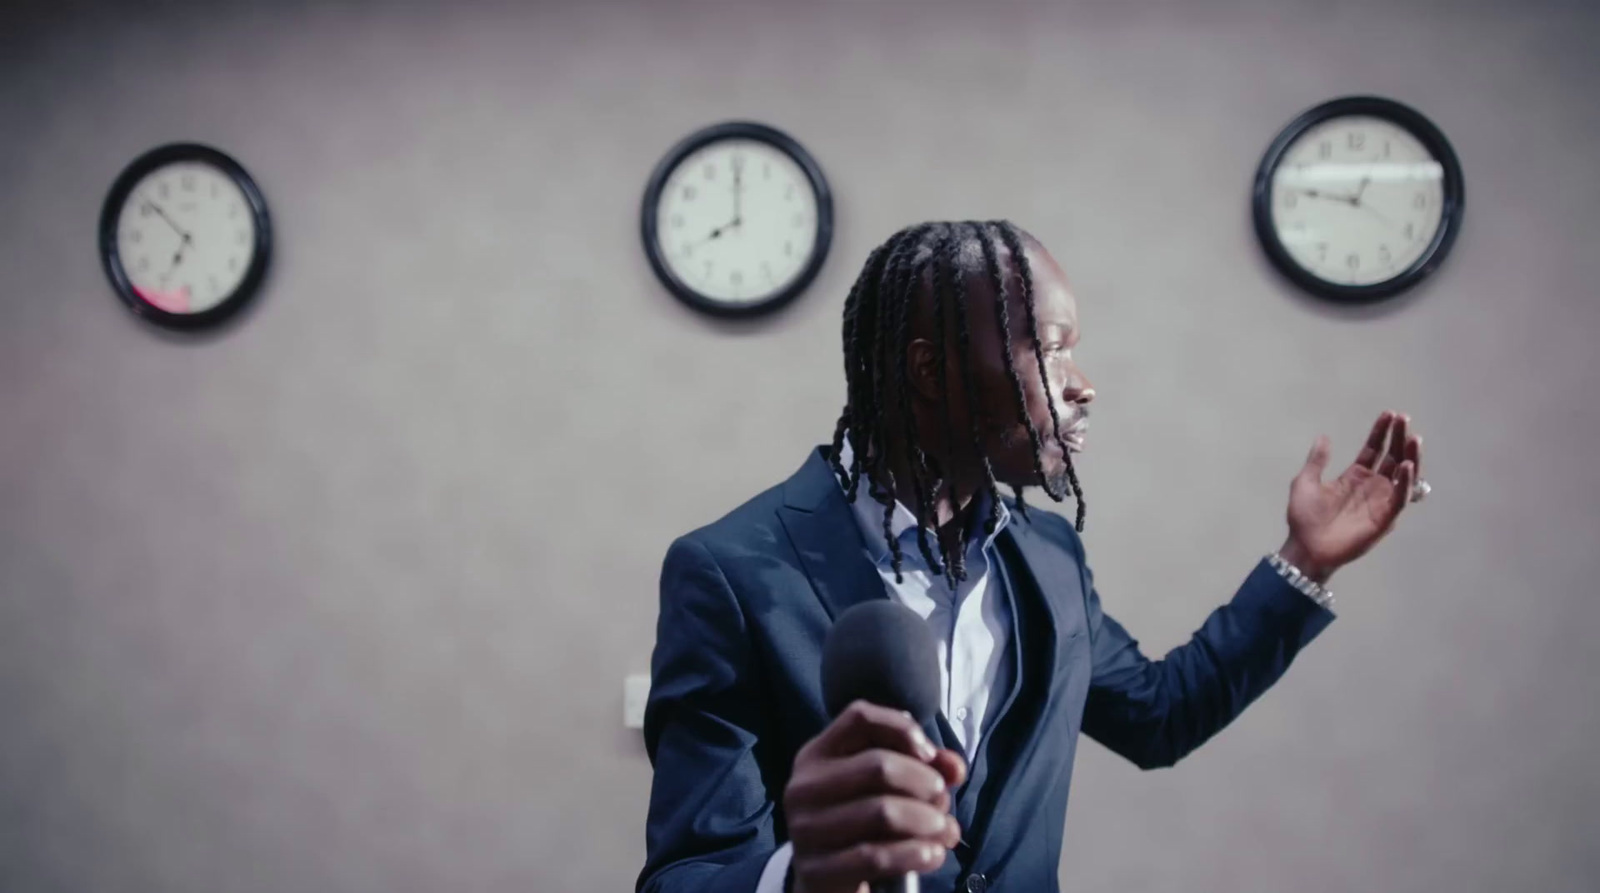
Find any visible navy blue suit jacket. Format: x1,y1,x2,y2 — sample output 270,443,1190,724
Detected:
639,448,1334,893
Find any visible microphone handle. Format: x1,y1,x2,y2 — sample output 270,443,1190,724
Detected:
870,872,919,893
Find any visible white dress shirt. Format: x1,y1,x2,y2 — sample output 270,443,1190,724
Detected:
756,442,1013,893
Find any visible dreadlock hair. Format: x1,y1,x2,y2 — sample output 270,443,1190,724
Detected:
827,220,1087,589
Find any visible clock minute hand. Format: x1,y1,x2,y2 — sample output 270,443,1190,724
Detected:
1291,186,1363,203
143,199,194,242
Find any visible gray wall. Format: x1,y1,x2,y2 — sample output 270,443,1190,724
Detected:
2,1,1597,891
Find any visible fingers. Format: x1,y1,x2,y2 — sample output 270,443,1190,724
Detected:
928,748,967,790
1377,414,1409,476
1406,433,1423,481
1298,434,1331,484
788,795,960,853
792,839,949,890
785,748,950,812
1390,460,1416,522
786,703,967,893
1356,410,1395,470
805,700,938,763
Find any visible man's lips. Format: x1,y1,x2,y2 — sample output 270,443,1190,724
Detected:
1059,416,1088,451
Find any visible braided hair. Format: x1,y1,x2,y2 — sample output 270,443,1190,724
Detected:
827,221,1087,588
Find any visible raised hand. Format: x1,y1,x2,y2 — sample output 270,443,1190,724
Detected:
1280,410,1424,581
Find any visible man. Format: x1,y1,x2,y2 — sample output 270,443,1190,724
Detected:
638,221,1425,893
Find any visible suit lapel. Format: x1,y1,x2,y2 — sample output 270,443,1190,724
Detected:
778,449,960,753
1000,518,1072,686
776,447,890,623
954,519,1075,856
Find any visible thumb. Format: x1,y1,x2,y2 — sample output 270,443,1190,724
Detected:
1298,435,1331,483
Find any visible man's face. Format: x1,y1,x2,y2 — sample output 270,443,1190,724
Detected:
917,239,1095,495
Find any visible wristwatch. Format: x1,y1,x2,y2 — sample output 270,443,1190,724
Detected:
1267,551,1335,611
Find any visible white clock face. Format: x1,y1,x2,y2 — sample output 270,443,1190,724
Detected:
1270,115,1446,287
654,138,821,306
115,161,257,314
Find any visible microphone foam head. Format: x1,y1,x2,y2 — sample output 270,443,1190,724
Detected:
820,600,940,724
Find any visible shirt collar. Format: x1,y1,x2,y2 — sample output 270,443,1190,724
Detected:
836,436,1011,568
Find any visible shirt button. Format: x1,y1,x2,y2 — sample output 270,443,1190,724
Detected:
955,707,969,722
964,873,988,893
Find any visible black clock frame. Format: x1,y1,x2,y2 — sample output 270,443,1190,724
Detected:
1251,96,1464,304
640,121,834,319
99,142,273,330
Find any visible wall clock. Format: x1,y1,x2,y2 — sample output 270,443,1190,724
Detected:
640,121,833,318
99,143,272,330
1252,96,1464,303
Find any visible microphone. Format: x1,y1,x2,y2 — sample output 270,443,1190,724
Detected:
820,600,942,893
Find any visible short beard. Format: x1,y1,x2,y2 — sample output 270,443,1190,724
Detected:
1042,468,1072,502
993,422,1071,501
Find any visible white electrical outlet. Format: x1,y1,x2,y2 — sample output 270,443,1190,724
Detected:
624,673,651,729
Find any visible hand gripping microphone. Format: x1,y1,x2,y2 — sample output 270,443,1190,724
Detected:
820,600,942,893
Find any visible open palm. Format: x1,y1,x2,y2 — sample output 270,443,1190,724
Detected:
1287,411,1422,575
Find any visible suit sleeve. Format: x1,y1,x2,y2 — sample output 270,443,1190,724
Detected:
637,535,781,893
1073,530,1336,770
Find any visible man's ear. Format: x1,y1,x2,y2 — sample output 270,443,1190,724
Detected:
906,338,942,402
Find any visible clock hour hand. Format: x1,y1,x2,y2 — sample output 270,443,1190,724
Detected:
1352,175,1371,203
692,217,742,247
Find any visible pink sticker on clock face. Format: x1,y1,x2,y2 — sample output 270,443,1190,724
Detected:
134,285,190,313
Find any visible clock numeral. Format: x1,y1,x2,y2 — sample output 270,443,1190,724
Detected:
228,256,239,271
140,203,154,218
128,230,142,244
682,185,697,202
209,276,220,294
784,183,795,201
1346,253,1360,270
703,163,716,180
1382,140,1392,159
237,229,249,245
670,213,685,229
730,270,743,286
681,242,694,258
158,181,170,199
791,213,805,228
730,154,745,173
1347,131,1365,150
184,282,194,297
1412,193,1427,209
137,256,150,271
1403,222,1415,241
1378,245,1392,266
181,174,195,191
784,240,794,257
1318,140,1332,160
210,181,220,199
763,162,771,180
1282,191,1297,209
1316,243,1328,261
762,261,774,283
704,260,714,280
